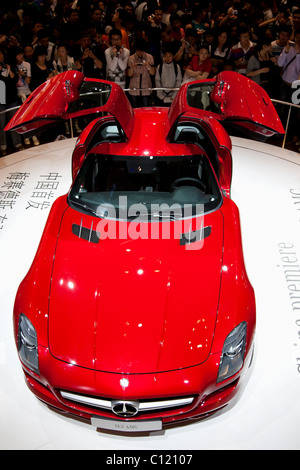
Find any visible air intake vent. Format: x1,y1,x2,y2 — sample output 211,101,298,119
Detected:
180,226,211,246
72,221,100,244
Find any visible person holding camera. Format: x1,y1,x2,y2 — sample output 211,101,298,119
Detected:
127,39,155,107
72,32,104,79
14,47,31,102
105,28,130,89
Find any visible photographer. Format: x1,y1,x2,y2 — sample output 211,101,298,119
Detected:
72,32,105,79
127,38,155,107
14,47,31,102
105,28,130,89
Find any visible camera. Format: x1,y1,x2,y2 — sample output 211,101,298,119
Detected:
20,67,27,77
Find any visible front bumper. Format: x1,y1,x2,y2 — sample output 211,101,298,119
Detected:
19,343,254,430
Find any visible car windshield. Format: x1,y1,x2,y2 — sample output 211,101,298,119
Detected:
68,154,222,220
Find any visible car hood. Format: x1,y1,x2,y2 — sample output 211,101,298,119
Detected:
48,207,224,373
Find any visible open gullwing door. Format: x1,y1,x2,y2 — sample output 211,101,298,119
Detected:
5,70,135,139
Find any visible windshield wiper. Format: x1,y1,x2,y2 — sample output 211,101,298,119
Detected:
68,198,98,217
152,211,182,221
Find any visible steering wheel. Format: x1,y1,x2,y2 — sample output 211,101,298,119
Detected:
173,177,206,192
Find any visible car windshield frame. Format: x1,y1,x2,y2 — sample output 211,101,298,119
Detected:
68,153,222,221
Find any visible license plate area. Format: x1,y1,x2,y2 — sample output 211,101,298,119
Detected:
91,416,162,432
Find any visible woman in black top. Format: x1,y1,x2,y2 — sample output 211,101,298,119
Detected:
246,38,276,95
30,45,52,91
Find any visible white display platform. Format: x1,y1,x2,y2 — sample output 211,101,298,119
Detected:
0,137,300,450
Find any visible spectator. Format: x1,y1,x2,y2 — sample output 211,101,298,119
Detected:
0,31,20,59
219,6,239,30
30,45,51,91
127,38,155,107
210,28,231,74
124,2,135,17
60,8,81,42
161,0,176,27
258,9,290,37
15,45,40,146
160,27,182,63
124,12,137,54
135,1,149,23
91,6,107,34
14,47,31,102
191,5,208,38
169,14,185,41
72,32,104,78
147,6,167,65
0,49,23,156
110,8,130,50
182,45,212,83
23,44,34,64
147,6,167,32
228,24,239,47
277,28,300,101
271,25,293,63
229,26,256,74
104,28,130,88
277,28,300,143
290,9,300,41
261,0,274,22
30,20,44,47
155,48,182,105
52,44,76,73
36,29,57,68
202,28,215,55
246,38,275,94
52,43,81,136
178,27,200,70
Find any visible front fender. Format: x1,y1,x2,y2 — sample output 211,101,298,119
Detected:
211,197,256,356
13,196,69,347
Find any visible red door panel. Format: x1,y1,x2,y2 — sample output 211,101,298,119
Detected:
5,71,135,139
168,71,284,137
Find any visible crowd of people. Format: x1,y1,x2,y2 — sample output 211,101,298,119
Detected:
0,0,300,156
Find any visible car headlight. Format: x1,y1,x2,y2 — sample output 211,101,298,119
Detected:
18,314,39,374
217,322,247,383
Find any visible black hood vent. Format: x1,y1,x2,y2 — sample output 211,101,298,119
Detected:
72,220,100,244
180,226,211,246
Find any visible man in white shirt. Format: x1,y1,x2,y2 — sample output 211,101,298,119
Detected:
105,28,130,89
278,29,300,88
14,48,31,101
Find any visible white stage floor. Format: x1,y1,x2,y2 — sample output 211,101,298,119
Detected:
0,137,300,450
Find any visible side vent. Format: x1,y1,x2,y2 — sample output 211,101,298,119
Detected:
72,220,100,244
180,226,211,246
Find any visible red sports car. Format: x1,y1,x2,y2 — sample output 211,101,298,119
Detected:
6,71,283,432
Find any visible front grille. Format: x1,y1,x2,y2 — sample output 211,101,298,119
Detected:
59,390,194,417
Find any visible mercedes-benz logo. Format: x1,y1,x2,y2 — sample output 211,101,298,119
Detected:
111,400,139,417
